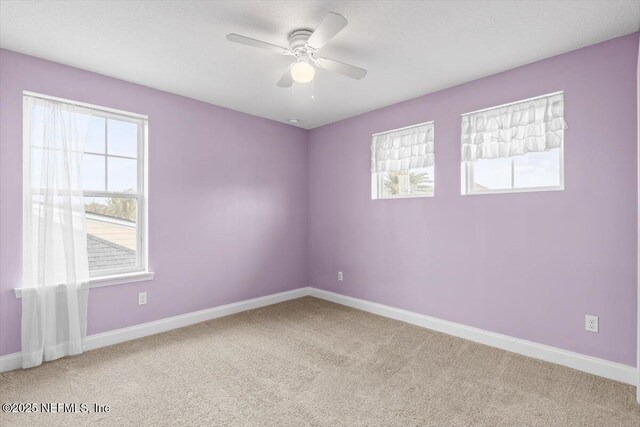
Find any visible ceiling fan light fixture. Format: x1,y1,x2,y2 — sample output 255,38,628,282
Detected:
290,61,315,83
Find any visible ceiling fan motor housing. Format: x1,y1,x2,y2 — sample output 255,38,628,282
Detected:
289,29,314,56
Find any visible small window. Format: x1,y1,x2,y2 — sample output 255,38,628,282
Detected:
461,92,566,195
371,122,434,199
24,94,148,278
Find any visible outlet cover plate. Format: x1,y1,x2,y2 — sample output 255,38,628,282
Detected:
585,315,598,333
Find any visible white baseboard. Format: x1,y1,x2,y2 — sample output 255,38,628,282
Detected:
2,286,636,387
0,352,21,373
308,288,637,386
0,287,308,373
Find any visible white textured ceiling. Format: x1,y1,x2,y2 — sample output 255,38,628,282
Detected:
1,1,638,129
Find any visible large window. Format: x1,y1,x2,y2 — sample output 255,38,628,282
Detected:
24,93,148,278
461,92,565,195
371,122,435,199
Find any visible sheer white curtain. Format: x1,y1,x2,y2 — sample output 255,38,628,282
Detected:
461,92,566,162
22,96,91,368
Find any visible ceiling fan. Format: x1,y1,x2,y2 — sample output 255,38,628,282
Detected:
226,12,367,87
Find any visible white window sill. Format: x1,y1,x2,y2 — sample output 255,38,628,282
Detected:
14,271,155,299
462,185,564,196
373,193,434,200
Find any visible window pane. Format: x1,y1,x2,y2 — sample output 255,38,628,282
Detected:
107,119,138,158
84,196,137,272
30,148,44,189
472,157,512,191
85,116,106,154
81,153,106,191
107,157,137,193
513,149,561,189
29,105,46,148
382,167,434,197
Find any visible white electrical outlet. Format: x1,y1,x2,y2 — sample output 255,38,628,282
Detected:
585,315,598,333
337,271,343,281
138,292,147,306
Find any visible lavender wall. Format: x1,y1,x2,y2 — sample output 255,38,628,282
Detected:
0,49,308,356
308,34,639,366
1,34,638,367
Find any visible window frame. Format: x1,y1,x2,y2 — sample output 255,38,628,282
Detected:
22,91,150,283
460,91,565,196
371,121,435,200
83,112,147,278
461,147,564,196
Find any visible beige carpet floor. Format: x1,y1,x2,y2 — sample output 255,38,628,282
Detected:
1,296,639,426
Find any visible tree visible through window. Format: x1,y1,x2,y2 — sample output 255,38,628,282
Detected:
85,197,137,221
382,170,434,197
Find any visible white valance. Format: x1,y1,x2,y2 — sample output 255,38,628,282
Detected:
461,92,566,162
371,122,434,173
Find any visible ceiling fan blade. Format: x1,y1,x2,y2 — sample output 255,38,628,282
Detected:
316,57,367,80
226,33,289,54
306,12,348,50
277,67,293,88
